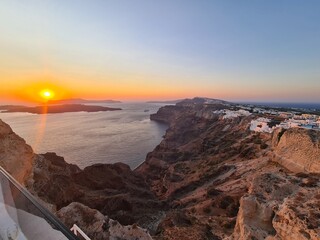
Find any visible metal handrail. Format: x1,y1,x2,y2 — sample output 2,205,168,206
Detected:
0,166,79,240
71,224,91,240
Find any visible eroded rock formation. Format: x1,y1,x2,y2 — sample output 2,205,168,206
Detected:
0,119,34,184
138,101,320,239
1,98,319,240
57,202,153,240
231,172,320,240
30,152,164,231
272,128,320,173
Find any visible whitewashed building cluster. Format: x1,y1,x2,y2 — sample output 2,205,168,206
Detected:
212,104,320,133
249,114,320,133
213,109,251,119
249,118,273,133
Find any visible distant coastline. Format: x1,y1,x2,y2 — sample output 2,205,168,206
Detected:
0,104,121,114
146,99,184,104
237,102,320,110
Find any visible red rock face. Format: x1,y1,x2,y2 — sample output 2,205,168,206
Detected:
2,99,320,240
0,119,34,184
137,103,320,239
136,104,259,238
272,128,320,173
57,202,153,240
31,152,163,230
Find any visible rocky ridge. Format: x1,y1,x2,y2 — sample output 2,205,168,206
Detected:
0,97,319,239
138,99,320,239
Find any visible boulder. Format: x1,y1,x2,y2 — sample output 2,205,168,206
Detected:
57,202,153,240
231,173,320,240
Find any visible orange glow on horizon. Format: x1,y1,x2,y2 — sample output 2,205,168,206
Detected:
5,79,228,103
5,75,316,104
11,80,72,104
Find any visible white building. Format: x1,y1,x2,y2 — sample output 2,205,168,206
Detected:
222,110,251,119
250,118,273,133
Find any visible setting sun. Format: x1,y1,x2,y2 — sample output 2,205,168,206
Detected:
40,89,55,100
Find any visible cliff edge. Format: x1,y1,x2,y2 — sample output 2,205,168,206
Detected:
138,101,320,239
0,119,160,240
1,99,319,239
0,119,34,184
272,128,320,173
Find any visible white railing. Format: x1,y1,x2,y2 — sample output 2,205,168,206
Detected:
70,224,91,240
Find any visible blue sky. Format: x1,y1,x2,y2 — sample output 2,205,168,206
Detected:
0,1,320,102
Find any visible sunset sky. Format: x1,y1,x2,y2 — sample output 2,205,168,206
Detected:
1,1,320,103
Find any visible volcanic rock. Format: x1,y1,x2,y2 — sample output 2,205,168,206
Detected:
30,152,164,232
231,172,320,240
0,119,34,184
2,98,320,240
57,202,153,240
272,128,320,173
138,102,320,239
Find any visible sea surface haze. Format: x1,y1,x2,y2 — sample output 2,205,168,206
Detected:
0,102,168,169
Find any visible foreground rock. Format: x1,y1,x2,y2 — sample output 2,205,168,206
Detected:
57,202,109,240
29,152,164,233
231,172,320,240
57,202,153,240
272,128,320,173
0,119,34,184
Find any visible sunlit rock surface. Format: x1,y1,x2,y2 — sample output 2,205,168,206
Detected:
0,119,34,184
57,202,153,240
137,100,320,239
1,98,319,239
272,128,320,173
231,173,320,240
30,152,164,233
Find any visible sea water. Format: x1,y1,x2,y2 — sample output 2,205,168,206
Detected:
0,102,168,169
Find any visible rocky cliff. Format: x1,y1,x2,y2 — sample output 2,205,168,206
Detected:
231,172,320,240
137,100,320,239
272,128,320,173
29,152,164,233
1,98,319,240
0,119,34,184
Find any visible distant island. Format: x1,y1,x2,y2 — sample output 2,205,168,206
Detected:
0,104,122,114
146,99,185,104
147,97,229,105
48,98,122,104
